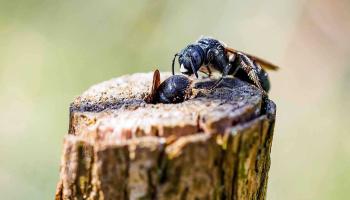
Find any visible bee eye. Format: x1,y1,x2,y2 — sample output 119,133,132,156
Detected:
191,51,202,66
184,60,192,71
178,57,190,74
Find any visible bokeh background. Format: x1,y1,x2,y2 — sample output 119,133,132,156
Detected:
1,0,349,199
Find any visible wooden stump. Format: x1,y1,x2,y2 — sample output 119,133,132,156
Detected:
55,72,276,200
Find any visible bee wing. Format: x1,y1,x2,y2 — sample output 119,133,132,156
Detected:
225,47,279,71
151,69,161,95
145,69,161,103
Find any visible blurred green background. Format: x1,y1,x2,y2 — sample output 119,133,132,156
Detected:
0,0,349,199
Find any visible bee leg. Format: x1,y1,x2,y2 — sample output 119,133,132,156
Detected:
236,53,265,92
210,77,223,90
210,63,232,90
254,62,270,92
231,65,240,77
198,66,212,78
207,47,232,90
206,66,212,77
201,71,211,78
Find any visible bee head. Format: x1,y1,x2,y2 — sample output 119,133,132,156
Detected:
172,45,204,78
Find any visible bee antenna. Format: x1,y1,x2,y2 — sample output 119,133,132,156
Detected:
172,53,178,75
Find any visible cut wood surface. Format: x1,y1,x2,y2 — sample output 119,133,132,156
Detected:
55,72,276,200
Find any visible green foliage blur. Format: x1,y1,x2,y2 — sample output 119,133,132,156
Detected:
0,0,349,199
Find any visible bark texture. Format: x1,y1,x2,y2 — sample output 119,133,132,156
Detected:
55,72,276,200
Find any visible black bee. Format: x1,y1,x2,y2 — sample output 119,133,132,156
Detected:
172,36,279,93
146,70,191,104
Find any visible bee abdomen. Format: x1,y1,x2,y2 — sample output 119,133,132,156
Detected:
154,75,191,104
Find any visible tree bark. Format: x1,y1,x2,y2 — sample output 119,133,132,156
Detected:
55,72,276,200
